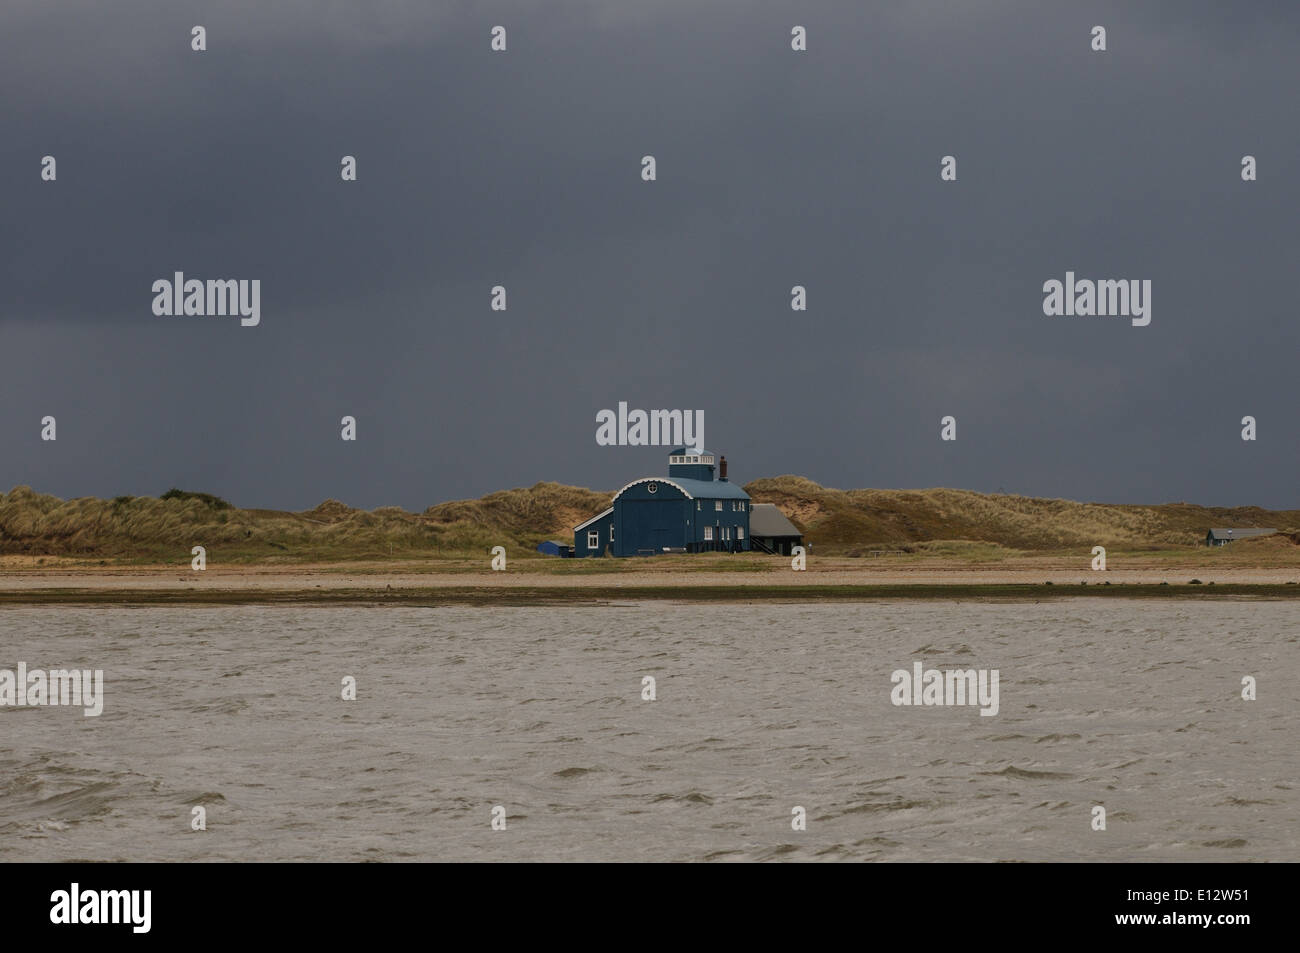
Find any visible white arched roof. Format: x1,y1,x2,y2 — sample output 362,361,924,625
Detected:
612,477,694,501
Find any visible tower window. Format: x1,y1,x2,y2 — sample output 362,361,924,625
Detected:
715,501,722,511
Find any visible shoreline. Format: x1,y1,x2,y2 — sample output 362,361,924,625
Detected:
4,558,1299,605
3,582,1299,607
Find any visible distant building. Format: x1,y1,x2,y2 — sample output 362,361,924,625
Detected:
1206,527,1276,547
748,503,804,555
573,449,751,556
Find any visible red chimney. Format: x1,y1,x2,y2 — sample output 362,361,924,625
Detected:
719,456,728,481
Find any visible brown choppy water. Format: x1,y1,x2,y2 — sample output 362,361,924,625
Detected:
1,600,1296,862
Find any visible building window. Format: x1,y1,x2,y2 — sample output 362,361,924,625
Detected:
703,526,713,541
609,522,614,541
697,500,701,510
737,526,744,540
715,501,722,511
588,530,599,549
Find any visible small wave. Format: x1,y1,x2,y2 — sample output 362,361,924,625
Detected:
701,849,743,861
983,766,1073,780
752,843,801,861
651,791,713,805
188,698,249,715
841,797,935,814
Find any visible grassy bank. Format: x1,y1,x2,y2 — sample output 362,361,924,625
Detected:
3,480,1298,565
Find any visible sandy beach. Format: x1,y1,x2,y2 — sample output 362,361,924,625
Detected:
3,555,1299,602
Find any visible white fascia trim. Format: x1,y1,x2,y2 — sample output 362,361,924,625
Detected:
573,506,614,532
612,477,694,501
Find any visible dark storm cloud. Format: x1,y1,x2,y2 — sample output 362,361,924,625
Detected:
2,1,1297,510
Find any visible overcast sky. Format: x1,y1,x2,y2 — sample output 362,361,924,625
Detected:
2,0,1296,511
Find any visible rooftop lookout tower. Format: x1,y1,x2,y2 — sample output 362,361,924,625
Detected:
667,448,728,482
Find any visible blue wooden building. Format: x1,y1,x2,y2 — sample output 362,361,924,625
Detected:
574,449,751,557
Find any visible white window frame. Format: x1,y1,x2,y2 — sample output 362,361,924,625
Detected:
737,526,744,540
588,530,599,550
715,501,722,511
609,522,614,541
703,526,713,541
